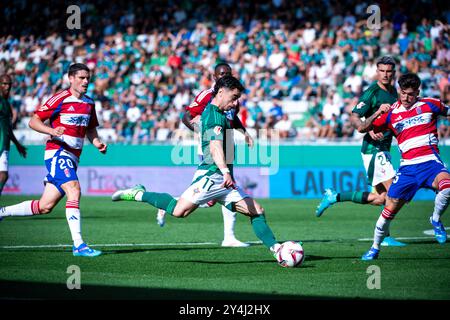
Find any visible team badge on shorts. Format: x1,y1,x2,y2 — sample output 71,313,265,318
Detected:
64,168,71,178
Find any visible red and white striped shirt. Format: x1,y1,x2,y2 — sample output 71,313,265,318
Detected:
35,89,99,162
185,88,213,117
373,97,450,166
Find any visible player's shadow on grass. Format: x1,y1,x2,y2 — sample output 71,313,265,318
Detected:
0,279,354,300
177,260,316,268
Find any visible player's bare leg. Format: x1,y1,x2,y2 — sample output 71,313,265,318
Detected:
0,182,61,219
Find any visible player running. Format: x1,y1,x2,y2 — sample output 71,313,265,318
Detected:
0,63,107,257
359,73,450,260
112,75,283,259
157,63,253,248
316,56,406,247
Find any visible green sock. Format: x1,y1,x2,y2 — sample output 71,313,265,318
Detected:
338,191,369,204
251,214,277,248
141,192,177,215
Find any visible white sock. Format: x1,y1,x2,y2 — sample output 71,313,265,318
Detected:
0,200,39,217
199,202,210,208
373,214,392,250
135,191,144,201
432,187,450,223
66,200,83,248
222,206,237,241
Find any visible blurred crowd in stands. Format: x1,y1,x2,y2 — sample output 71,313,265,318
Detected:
1,0,450,144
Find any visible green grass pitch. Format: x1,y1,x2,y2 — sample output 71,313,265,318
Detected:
1,195,449,300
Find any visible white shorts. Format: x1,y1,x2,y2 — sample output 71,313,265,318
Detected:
0,150,9,172
361,151,396,187
180,170,249,206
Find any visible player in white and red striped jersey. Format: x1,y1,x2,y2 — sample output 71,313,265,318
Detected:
157,63,253,248
360,73,450,260
0,63,107,257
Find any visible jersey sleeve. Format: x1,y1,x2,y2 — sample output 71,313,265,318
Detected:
35,91,68,121
424,98,450,116
352,89,373,117
372,112,390,133
186,90,211,117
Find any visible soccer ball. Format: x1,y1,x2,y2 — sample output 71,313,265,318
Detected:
276,241,305,268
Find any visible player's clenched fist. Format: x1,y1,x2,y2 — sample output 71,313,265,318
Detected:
378,103,391,114
51,126,65,136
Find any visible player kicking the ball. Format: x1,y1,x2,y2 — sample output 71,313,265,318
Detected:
156,63,252,248
112,75,283,259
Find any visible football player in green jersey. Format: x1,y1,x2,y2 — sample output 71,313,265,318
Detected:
0,74,27,197
316,56,406,247
112,75,283,259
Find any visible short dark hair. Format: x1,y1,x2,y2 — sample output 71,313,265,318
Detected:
212,75,245,96
376,56,396,68
68,63,90,77
214,62,231,73
398,73,421,90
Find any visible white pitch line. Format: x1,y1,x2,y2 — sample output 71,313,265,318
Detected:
358,236,443,241
0,241,263,249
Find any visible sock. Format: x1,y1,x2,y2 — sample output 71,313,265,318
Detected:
66,200,83,248
222,206,237,241
141,192,177,215
338,191,370,204
250,214,277,248
135,191,144,201
372,208,394,249
0,200,39,217
432,181,450,223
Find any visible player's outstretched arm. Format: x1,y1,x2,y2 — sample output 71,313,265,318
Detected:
9,127,27,158
351,104,390,133
182,112,196,132
232,116,254,147
86,127,107,154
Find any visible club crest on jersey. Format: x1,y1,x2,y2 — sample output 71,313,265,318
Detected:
192,188,200,196
213,126,222,135
356,102,365,109
416,106,422,114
